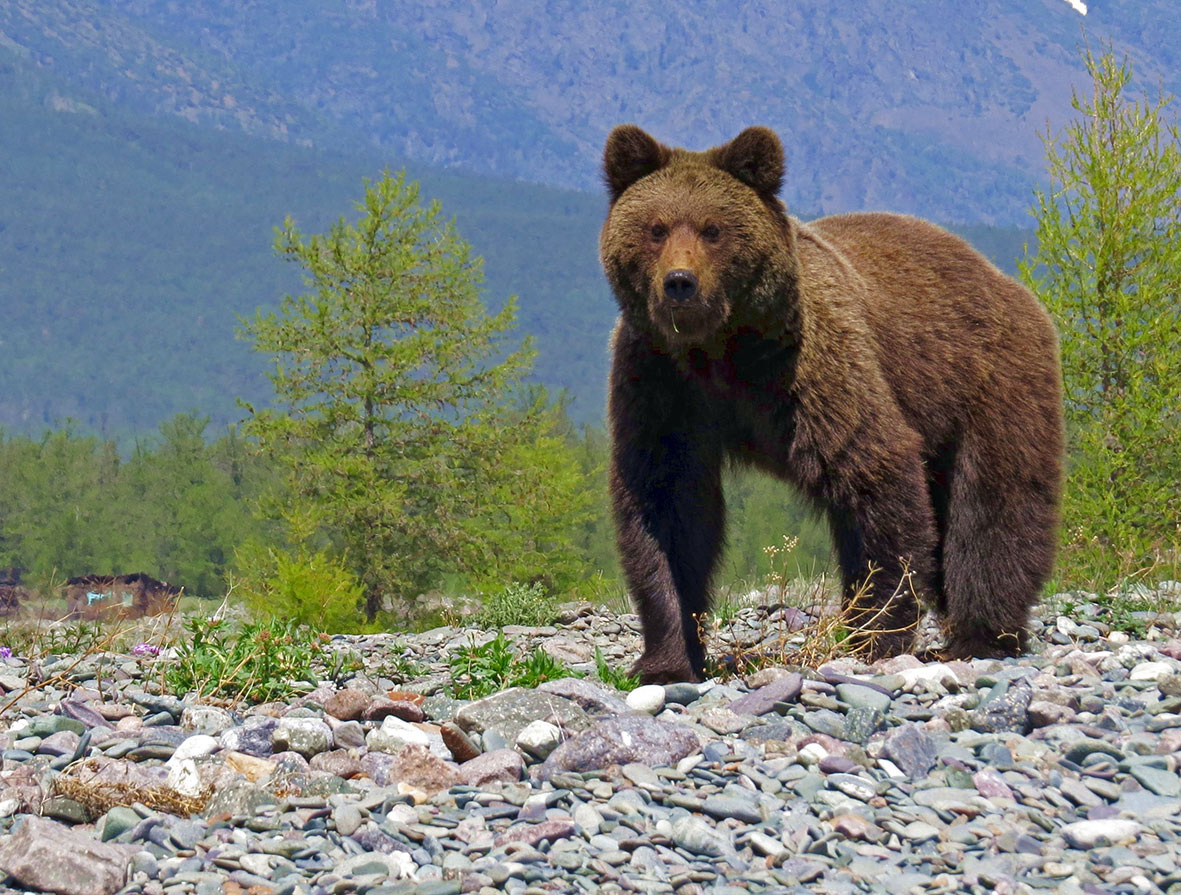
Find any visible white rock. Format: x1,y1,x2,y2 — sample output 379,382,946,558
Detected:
877,758,906,779
748,829,786,858
516,720,562,759
626,684,666,715
1116,643,1160,668
1061,819,1142,849
180,705,235,734
1129,661,1174,682
338,851,415,879
676,754,703,775
1108,631,1131,645
365,716,429,754
274,717,333,758
166,758,205,798
897,663,961,691
168,734,219,765
797,742,829,765
239,853,272,876
0,798,21,818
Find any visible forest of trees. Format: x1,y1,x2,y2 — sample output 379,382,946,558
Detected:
0,410,832,621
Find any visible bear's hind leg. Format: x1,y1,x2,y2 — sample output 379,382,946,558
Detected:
940,431,1059,659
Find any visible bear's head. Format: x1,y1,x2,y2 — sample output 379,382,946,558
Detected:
600,125,796,346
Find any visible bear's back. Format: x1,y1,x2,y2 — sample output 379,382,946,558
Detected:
797,212,1060,440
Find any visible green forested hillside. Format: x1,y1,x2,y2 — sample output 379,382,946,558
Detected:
1,45,1033,439
0,49,612,435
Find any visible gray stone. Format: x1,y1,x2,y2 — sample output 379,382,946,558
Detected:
169,819,206,850
29,716,86,737
670,815,730,858
100,806,140,842
729,672,803,716
1060,818,1142,848
801,708,847,738
971,679,1032,733
836,682,892,712
535,713,699,781
880,723,938,779
0,815,133,895
333,803,364,837
1128,764,1181,797
535,678,629,716
663,682,705,705
41,797,89,824
220,718,278,756
701,793,763,823
455,687,591,742
332,720,366,749
1063,738,1124,765
842,706,883,744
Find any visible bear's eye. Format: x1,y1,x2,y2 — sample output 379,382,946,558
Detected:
701,224,722,242
649,223,668,242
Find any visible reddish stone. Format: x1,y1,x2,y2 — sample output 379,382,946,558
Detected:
441,722,481,763
385,690,426,705
493,818,576,849
460,749,524,787
387,744,462,796
362,697,425,724
309,749,365,779
323,689,369,722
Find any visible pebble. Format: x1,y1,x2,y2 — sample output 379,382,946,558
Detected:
625,684,666,714
0,591,1179,895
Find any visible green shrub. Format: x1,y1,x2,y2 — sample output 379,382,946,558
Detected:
473,581,556,628
233,543,367,633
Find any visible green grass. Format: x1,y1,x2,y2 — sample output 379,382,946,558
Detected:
164,616,324,704
447,630,574,699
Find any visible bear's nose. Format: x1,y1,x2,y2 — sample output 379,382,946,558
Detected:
663,269,699,302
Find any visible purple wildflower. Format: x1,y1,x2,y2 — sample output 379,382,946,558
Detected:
132,642,161,657
0,646,11,659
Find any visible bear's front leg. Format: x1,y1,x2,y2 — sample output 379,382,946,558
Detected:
609,330,725,684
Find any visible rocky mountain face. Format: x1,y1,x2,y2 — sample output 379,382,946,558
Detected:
3,0,1178,225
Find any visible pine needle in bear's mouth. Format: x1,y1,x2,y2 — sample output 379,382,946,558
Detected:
671,310,680,333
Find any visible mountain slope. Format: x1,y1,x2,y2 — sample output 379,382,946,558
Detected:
3,0,1177,224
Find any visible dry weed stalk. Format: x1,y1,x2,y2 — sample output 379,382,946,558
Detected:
51,757,211,818
700,537,923,675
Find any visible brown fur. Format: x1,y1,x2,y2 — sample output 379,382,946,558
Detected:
600,125,1064,684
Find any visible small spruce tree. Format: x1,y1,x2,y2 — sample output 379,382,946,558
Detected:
1020,47,1181,584
240,171,580,621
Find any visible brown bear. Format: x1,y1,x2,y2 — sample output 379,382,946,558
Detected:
600,125,1064,684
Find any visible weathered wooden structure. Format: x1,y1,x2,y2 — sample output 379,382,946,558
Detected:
65,573,181,621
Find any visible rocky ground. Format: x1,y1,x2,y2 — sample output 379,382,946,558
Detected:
1,585,1180,895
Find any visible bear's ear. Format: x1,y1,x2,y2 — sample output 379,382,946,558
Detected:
603,125,670,202
713,127,784,197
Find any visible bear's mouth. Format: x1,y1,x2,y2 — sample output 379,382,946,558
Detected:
655,302,717,342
